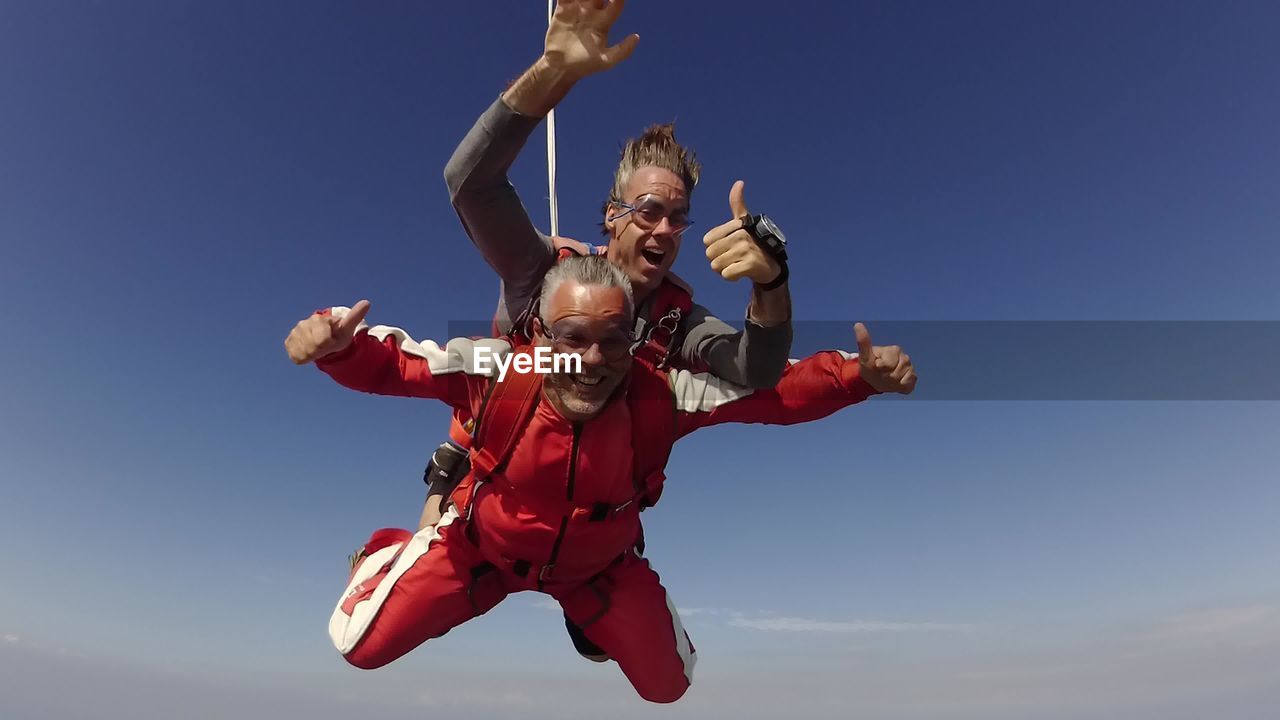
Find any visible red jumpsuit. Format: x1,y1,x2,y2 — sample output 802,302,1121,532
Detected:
316,313,877,703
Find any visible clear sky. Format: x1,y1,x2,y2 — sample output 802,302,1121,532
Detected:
2,1,1279,718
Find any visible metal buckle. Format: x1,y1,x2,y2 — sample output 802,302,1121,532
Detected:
538,563,556,582
637,309,682,347
629,308,683,366
655,309,681,334
464,478,486,523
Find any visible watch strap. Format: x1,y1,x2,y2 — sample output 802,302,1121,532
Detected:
757,260,789,291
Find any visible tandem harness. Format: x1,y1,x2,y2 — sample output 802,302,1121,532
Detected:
455,348,678,587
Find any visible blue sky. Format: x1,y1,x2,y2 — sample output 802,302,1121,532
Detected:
2,1,1279,718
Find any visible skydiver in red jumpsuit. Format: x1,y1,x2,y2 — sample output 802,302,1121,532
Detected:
285,256,917,703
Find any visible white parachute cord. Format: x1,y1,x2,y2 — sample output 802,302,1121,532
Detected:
546,0,560,237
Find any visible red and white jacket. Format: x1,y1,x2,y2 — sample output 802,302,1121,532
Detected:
315,308,878,587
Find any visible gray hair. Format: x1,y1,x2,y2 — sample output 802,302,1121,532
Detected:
539,255,634,323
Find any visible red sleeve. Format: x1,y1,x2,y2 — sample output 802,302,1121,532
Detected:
674,351,880,437
312,309,493,413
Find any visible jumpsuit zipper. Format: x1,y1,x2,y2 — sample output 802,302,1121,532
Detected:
564,423,582,500
540,423,581,589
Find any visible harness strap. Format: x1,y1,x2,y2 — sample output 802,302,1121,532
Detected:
461,352,681,587
634,279,694,369
626,358,680,509
477,483,641,524
506,548,630,585
476,359,678,520
468,349,543,481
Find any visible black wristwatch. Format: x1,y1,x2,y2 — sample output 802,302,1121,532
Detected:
741,213,789,290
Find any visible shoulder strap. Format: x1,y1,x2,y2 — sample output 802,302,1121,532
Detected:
625,359,679,509
469,348,543,481
634,278,695,370
470,353,677,511
551,235,602,258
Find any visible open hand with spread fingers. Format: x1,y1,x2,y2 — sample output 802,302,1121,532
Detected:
543,0,640,81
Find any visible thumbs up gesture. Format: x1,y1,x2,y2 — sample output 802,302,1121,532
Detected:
703,181,784,285
854,322,917,395
285,300,371,365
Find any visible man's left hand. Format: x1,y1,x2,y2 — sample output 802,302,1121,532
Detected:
703,180,783,286
855,322,917,395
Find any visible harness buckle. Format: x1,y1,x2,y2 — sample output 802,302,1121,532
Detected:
655,308,681,334
633,308,683,369
464,478,487,523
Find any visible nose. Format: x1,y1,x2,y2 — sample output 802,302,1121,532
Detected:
579,343,607,366
651,215,677,238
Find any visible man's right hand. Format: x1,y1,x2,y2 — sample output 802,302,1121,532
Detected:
542,0,639,80
504,1,638,118
285,300,371,365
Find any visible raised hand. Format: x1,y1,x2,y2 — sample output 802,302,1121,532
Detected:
284,300,371,365
854,322,917,394
703,181,784,285
543,0,640,80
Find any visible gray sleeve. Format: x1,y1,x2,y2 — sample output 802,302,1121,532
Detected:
444,96,557,327
679,303,794,388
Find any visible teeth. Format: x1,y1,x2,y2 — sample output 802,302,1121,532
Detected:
575,374,602,386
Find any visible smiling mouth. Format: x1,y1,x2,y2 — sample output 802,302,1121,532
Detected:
573,373,602,388
641,247,666,268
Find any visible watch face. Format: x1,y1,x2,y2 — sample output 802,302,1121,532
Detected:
759,215,787,246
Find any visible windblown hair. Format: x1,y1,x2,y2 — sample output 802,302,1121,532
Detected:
599,123,701,236
539,254,635,323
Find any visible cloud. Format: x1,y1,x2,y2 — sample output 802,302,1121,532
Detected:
727,614,975,634
0,631,88,660
1148,604,1280,647
675,607,723,617
5,603,1279,720
532,597,971,635
416,688,535,711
